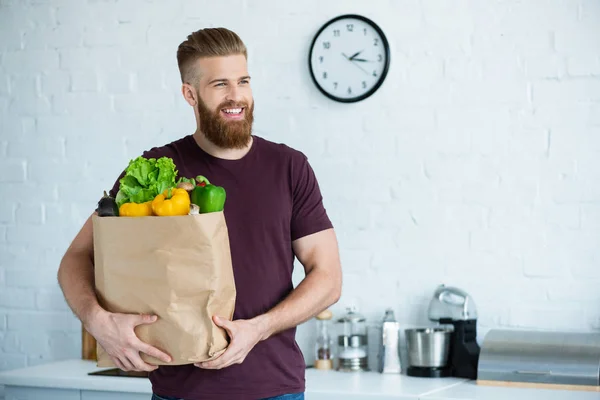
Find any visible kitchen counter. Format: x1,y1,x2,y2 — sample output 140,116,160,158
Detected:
0,359,596,400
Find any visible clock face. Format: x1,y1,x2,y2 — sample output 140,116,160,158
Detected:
309,14,390,103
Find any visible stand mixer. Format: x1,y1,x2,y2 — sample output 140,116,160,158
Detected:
406,284,481,379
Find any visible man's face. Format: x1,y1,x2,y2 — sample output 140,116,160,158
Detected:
194,55,254,149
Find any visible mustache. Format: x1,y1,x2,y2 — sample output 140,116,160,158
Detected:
217,100,249,109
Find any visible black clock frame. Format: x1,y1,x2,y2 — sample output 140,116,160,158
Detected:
308,14,391,103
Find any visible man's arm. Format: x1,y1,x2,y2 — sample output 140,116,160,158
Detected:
256,228,342,338
58,213,172,371
196,228,342,369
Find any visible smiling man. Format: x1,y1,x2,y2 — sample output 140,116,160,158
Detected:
57,28,342,400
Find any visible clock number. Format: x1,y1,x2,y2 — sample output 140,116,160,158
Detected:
378,54,383,62
323,41,330,49
374,38,379,46
362,81,367,89
333,29,340,37
323,72,327,79
319,56,324,63
347,86,352,94
364,28,367,36
346,24,354,32
333,82,338,89
373,70,377,77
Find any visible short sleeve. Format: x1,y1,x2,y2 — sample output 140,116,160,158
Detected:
290,154,333,241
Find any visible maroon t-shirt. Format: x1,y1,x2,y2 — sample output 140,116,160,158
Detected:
107,134,333,399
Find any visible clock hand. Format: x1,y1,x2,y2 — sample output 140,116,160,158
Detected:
348,50,363,61
352,58,372,62
341,54,369,74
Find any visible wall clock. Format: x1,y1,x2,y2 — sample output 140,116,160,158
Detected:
308,14,391,103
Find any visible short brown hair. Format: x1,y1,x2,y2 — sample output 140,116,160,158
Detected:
176,28,248,85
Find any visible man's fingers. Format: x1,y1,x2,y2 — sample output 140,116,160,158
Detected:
118,355,135,371
135,340,172,363
113,357,127,371
134,314,158,327
213,316,235,338
124,349,158,372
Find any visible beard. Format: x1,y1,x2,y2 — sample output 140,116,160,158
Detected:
196,96,254,149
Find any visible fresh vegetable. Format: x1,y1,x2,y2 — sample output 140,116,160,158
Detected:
119,201,153,217
96,190,119,217
176,181,195,192
152,188,191,216
189,204,200,215
115,156,178,208
190,175,226,213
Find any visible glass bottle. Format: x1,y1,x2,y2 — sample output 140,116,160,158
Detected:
314,309,334,370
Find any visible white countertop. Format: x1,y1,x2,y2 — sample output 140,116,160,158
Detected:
0,359,597,399
423,380,600,400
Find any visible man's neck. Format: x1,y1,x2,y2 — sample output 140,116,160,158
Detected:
192,131,253,160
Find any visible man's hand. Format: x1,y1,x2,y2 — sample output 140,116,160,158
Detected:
194,315,265,370
88,311,172,372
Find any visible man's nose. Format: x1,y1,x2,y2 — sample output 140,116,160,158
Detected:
225,85,243,103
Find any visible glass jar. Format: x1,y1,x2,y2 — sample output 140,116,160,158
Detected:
336,306,368,371
314,309,334,370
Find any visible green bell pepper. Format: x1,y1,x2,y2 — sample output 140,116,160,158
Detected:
191,175,226,213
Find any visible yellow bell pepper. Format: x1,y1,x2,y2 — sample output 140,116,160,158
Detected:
119,201,153,217
152,188,190,216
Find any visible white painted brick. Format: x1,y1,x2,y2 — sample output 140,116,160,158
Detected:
23,26,83,49
581,205,600,229
7,312,80,332
5,268,60,287
0,160,26,183
48,331,80,359
133,70,168,93
51,92,112,115
0,203,13,224
70,71,99,92
555,27,600,55
523,55,567,80
3,50,59,73
98,71,133,93
0,313,5,331
472,30,552,56
444,57,483,81
567,56,600,77
9,93,51,116
6,224,71,250
113,92,175,113
0,288,36,309
1,332,19,354
36,290,70,311
59,48,121,71
533,80,600,105
0,75,9,96
40,70,70,95
0,353,27,371
7,136,64,159
0,23,23,51
15,202,44,225
508,306,587,332
18,332,51,356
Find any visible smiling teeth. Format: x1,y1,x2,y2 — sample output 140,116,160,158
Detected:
224,108,242,114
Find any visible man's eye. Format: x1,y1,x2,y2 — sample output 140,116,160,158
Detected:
240,80,249,84
215,82,226,87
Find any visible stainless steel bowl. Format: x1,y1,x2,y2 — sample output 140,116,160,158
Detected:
405,327,452,368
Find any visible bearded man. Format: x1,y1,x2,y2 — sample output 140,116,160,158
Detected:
57,27,342,400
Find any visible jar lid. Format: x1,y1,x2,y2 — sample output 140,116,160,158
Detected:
337,306,366,323
316,309,333,320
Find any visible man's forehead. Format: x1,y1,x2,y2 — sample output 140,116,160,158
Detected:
197,55,249,81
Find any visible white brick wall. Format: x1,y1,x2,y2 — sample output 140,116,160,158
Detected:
1,0,600,387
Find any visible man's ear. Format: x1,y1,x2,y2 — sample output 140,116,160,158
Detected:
182,83,198,107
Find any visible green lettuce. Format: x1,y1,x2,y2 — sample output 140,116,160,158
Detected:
115,156,177,207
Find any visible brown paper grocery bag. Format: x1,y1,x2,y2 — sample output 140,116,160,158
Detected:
91,212,236,367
